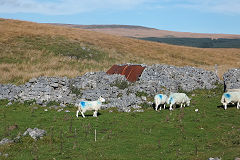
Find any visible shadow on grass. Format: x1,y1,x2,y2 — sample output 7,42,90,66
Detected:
152,103,156,110
154,103,187,111
76,112,102,118
217,104,238,110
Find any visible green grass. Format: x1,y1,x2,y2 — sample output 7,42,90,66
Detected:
110,80,131,90
1,86,240,159
69,85,83,97
15,35,111,61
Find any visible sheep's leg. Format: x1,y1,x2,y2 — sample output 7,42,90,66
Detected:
155,103,159,111
81,112,86,118
95,111,98,117
224,104,227,110
237,102,240,109
76,110,79,117
93,111,98,117
180,103,183,108
163,104,166,109
169,104,173,111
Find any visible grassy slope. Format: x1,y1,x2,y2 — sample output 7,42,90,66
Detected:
1,86,240,159
1,18,240,84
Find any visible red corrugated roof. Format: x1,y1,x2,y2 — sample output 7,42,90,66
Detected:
106,65,145,82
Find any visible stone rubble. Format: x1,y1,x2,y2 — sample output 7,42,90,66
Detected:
223,68,240,91
0,127,46,152
0,64,222,112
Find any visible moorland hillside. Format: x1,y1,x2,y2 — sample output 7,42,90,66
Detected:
0,18,240,84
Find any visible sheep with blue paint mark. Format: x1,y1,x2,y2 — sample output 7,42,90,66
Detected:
167,93,190,110
221,92,240,110
154,94,168,111
76,96,105,118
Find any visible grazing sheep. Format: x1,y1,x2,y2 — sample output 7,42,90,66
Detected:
167,93,190,110
76,96,105,118
154,94,168,111
221,92,240,110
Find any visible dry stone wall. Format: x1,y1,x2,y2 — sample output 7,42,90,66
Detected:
0,64,222,111
223,68,240,91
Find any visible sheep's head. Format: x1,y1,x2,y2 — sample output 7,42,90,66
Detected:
98,96,106,103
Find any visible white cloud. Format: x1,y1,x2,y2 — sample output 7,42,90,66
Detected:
170,0,240,15
1,0,240,15
0,0,148,15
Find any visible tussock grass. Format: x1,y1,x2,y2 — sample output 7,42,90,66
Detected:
1,86,240,159
1,18,240,84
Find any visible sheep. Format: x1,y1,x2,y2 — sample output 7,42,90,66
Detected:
167,93,190,110
76,96,105,118
154,94,168,111
221,92,240,110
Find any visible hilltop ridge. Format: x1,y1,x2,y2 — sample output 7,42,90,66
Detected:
51,23,240,39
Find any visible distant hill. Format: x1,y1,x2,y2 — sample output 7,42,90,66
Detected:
51,24,240,48
52,24,154,30
51,24,240,39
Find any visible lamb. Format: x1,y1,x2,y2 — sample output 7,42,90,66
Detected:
167,93,190,110
154,94,168,111
76,96,105,118
221,92,240,110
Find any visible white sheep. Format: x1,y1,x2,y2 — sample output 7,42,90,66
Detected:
167,93,190,110
154,94,168,111
221,92,240,110
76,96,105,118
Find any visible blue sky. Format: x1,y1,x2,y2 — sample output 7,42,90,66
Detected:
0,0,240,34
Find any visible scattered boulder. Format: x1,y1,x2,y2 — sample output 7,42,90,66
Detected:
7,102,12,106
208,157,221,160
23,128,46,140
0,138,13,145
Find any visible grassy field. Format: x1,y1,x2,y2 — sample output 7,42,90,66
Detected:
1,18,240,84
1,85,240,160
1,18,240,159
